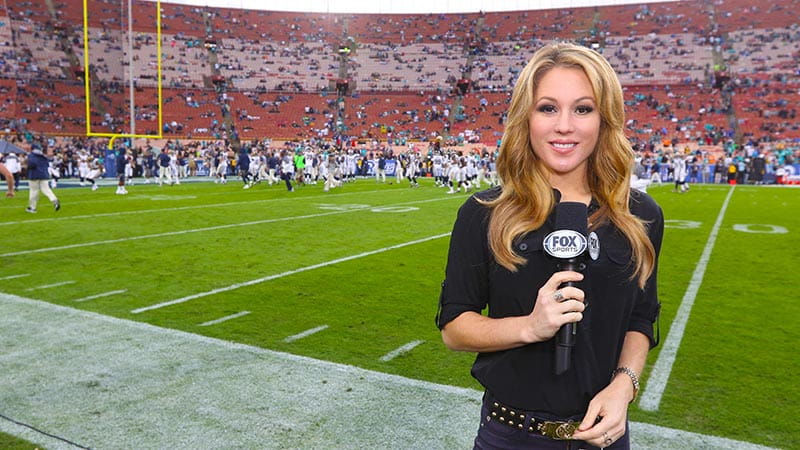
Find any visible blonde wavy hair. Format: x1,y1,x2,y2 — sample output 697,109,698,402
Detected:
484,42,655,288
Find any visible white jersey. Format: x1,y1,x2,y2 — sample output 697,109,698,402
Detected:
465,159,477,178
77,150,89,176
249,154,262,174
432,154,444,177
169,153,179,170
673,156,687,182
323,157,338,177
447,162,461,181
405,155,419,176
49,156,61,178
87,159,103,179
217,153,228,175
345,153,357,174
281,155,294,174
3,153,20,173
125,156,134,177
78,150,89,167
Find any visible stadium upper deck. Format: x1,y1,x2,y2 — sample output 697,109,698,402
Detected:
0,0,798,144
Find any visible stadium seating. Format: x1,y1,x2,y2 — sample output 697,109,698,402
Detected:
0,0,799,146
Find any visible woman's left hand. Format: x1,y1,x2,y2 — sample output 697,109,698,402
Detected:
570,376,633,447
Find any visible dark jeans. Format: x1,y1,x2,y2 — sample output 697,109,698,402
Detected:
474,394,630,450
282,172,293,191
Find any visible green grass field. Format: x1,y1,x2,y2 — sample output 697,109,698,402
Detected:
0,432,41,450
1,178,797,449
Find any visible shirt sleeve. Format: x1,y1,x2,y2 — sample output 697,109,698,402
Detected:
435,196,491,330
627,199,664,348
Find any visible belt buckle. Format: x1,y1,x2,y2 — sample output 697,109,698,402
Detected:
538,420,578,440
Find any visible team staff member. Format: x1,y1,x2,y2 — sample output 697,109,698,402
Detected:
238,146,251,188
294,150,305,186
436,43,663,449
115,147,128,195
26,145,61,213
157,148,173,186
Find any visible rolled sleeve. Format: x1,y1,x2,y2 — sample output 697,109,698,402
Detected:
436,196,492,330
627,202,664,348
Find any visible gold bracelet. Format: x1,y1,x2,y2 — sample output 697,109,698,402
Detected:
612,367,640,402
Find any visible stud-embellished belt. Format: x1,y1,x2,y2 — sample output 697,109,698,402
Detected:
487,400,581,440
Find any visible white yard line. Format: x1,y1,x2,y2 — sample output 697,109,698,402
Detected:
283,325,329,342
0,292,777,450
0,189,387,227
1,210,358,258
0,273,30,281
379,340,424,362
132,232,451,314
1,197,457,258
73,289,128,302
198,311,251,327
25,281,76,291
639,185,735,412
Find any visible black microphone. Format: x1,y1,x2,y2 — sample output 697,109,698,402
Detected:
543,202,589,375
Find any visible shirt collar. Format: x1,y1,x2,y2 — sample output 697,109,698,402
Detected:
552,188,600,213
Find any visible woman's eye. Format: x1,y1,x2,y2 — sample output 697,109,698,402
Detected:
537,105,556,113
576,105,594,114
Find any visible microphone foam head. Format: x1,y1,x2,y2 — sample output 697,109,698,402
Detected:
554,202,589,236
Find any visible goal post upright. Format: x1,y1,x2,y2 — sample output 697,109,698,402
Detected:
82,0,164,149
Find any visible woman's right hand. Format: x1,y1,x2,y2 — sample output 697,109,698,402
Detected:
523,271,586,343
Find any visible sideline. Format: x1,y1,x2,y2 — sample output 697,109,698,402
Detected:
0,292,776,450
639,185,735,411
132,232,451,313
1,197,457,258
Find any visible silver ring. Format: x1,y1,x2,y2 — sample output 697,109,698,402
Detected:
552,290,564,302
603,431,612,445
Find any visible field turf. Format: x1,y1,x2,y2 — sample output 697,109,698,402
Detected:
0,178,797,449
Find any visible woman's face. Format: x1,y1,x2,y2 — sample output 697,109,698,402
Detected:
529,66,600,180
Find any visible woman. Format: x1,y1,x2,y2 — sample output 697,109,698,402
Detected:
436,42,663,449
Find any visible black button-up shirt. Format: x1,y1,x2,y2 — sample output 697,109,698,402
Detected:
437,187,663,417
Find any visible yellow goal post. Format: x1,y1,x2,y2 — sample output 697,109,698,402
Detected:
82,0,163,149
